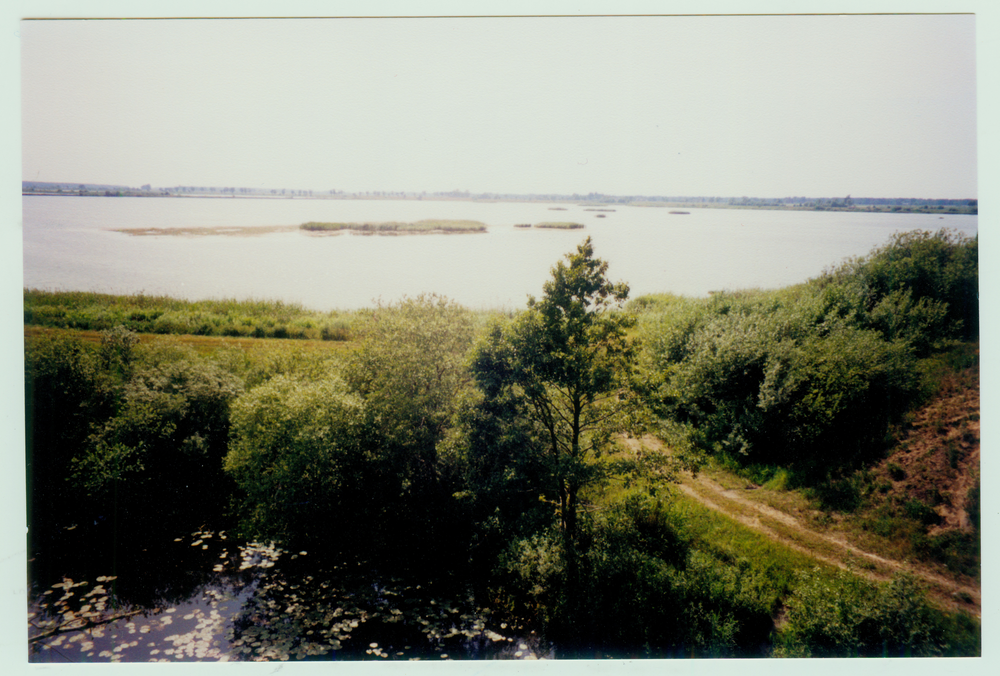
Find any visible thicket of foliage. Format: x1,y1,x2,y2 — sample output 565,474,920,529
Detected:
224,375,368,544
70,349,243,528
638,229,977,476
25,331,118,550
775,569,980,657
494,492,777,656
25,328,247,598
818,228,978,346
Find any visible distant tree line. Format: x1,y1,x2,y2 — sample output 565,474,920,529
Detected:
23,180,978,211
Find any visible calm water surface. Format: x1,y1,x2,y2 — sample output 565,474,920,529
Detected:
22,196,978,310
29,529,538,663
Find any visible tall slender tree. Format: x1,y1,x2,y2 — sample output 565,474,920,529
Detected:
470,237,643,544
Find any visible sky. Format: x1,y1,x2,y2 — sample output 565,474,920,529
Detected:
19,10,978,199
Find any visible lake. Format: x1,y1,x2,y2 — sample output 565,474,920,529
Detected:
21,196,978,311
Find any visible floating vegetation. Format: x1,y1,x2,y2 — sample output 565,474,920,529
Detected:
584,208,616,212
547,207,568,211
29,529,546,662
669,211,690,215
228,564,530,661
514,223,532,228
533,222,585,229
30,574,145,662
29,530,286,663
300,220,487,235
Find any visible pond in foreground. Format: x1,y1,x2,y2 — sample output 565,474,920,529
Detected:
29,527,547,662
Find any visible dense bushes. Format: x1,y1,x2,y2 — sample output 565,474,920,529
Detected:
444,385,554,570
775,569,979,656
224,375,372,547
641,289,918,470
495,492,779,657
492,490,978,658
821,229,979,345
70,343,243,529
223,295,479,570
24,326,246,600
639,229,977,473
344,294,476,479
25,332,119,551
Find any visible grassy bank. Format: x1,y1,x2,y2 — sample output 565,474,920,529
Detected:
23,289,356,341
669,486,978,656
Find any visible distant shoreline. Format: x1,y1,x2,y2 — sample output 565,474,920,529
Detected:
21,191,977,215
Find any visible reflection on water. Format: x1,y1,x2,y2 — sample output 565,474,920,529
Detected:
29,528,546,662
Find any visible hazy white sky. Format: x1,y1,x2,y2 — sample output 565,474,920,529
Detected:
19,12,979,198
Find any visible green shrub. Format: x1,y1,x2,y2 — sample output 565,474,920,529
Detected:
444,385,554,570
757,328,917,466
641,286,917,469
867,289,950,354
494,492,780,657
860,505,917,539
25,334,119,548
640,230,976,475
496,528,567,633
903,499,941,526
809,474,865,513
763,468,791,491
319,319,351,341
224,374,373,548
911,529,980,578
71,356,243,528
345,294,476,469
776,569,978,657
820,229,979,347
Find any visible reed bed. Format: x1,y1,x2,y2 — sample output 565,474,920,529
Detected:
23,289,355,341
533,222,585,229
300,219,486,234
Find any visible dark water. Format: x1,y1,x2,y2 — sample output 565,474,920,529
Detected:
28,525,546,662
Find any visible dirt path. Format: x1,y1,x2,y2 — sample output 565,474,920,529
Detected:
624,437,981,618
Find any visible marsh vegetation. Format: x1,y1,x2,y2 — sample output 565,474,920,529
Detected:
300,219,487,234
532,222,585,229
26,229,979,660
24,290,356,341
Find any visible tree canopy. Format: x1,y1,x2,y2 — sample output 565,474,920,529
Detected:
471,237,644,541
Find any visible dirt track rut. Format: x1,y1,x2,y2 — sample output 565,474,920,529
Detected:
626,436,981,618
